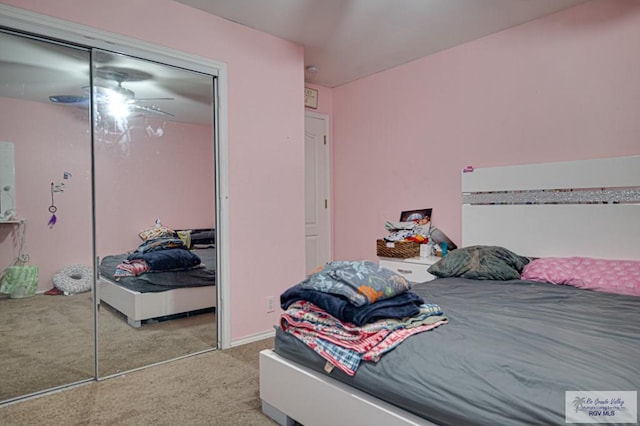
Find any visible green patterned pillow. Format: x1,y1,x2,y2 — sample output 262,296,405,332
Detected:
428,245,529,280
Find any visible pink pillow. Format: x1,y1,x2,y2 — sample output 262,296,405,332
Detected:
521,257,640,297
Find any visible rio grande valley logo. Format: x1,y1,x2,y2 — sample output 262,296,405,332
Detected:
566,391,637,424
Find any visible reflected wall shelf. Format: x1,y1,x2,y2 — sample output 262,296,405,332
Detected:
0,219,24,224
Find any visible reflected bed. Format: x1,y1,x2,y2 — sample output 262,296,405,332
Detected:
98,247,216,328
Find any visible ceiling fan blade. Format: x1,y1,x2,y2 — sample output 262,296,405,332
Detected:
135,97,175,102
131,104,175,117
49,95,90,106
83,85,174,103
51,71,176,117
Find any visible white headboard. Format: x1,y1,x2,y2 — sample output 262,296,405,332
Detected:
461,156,640,260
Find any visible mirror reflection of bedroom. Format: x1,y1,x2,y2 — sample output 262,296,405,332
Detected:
93,50,217,377
0,29,218,402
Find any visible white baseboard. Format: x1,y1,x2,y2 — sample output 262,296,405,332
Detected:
230,328,276,348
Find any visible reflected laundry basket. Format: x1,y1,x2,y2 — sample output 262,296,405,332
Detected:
0,265,39,298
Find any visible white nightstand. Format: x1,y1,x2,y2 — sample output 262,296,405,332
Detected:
379,256,440,283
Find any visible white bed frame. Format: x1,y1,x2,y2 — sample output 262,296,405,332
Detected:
259,155,640,426
98,278,216,328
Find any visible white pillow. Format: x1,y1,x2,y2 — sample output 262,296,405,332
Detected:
52,264,92,294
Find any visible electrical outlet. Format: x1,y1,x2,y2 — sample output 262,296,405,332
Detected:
266,296,275,313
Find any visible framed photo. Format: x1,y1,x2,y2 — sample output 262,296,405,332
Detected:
304,87,318,109
399,208,432,223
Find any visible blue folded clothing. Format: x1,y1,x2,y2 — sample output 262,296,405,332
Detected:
281,285,424,326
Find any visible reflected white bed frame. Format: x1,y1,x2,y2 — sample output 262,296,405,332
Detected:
259,155,640,426
98,278,216,328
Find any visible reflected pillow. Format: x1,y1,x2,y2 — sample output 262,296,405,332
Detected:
521,257,640,297
138,225,176,241
428,245,529,280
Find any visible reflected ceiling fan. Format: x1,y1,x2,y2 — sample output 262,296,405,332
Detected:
49,68,175,117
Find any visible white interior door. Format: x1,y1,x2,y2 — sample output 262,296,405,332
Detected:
305,112,331,273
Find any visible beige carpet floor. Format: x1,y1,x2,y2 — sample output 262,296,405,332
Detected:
0,337,277,425
1,292,216,401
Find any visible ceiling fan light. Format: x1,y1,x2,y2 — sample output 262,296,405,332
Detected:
107,98,130,119
51,71,173,118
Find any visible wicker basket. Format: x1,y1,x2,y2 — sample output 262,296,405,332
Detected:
376,239,420,259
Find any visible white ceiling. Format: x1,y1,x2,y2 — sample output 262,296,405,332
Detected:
174,0,591,87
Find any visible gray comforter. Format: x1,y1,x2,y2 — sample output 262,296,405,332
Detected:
99,248,216,293
274,277,639,426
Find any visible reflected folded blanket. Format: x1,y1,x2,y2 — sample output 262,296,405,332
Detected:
133,237,187,254
127,248,201,271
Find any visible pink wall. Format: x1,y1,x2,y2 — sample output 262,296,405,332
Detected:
0,98,215,290
1,0,306,341
332,0,640,261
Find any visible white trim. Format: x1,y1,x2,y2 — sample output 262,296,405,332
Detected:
0,4,231,349
215,62,231,350
230,329,276,348
304,110,332,261
304,111,329,119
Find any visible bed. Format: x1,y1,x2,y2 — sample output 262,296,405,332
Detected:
98,228,217,328
259,155,640,426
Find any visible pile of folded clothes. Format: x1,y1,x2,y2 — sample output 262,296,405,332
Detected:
279,260,447,376
383,220,430,243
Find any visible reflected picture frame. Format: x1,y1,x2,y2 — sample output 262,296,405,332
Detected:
399,208,432,222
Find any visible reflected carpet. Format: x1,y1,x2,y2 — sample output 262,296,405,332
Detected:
0,292,215,402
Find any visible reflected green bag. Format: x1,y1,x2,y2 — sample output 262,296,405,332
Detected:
0,265,39,298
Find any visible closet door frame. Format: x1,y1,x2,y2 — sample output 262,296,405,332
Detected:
0,4,232,351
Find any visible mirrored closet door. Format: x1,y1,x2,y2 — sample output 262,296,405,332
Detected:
92,50,218,377
0,27,218,403
0,30,94,402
